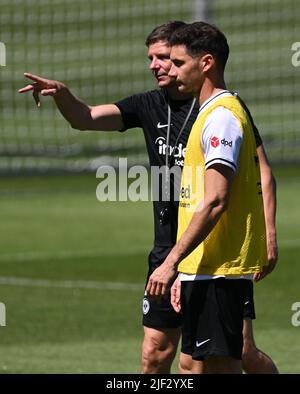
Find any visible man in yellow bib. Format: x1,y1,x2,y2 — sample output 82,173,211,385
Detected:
146,22,270,374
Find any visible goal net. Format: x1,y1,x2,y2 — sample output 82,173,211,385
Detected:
0,0,299,174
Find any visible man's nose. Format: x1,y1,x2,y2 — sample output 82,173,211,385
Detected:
168,64,177,77
150,58,160,70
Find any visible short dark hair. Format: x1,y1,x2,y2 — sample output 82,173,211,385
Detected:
145,21,187,47
169,22,229,71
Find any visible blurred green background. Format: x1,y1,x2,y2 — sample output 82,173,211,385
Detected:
0,168,299,373
0,0,300,373
0,0,299,172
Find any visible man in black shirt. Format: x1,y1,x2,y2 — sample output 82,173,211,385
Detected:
19,21,278,374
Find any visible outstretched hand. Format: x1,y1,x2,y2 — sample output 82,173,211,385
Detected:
18,73,65,107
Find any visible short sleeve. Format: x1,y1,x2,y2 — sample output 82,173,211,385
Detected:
115,95,142,131
201,106,243,172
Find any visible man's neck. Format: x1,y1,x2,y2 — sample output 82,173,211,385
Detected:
198,77,227,106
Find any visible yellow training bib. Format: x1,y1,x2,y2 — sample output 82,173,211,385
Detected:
177,95,267,275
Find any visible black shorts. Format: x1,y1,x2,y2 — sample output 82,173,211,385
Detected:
142,246,182,329
243,279,256,320
181,278,253,360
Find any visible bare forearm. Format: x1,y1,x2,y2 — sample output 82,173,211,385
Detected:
256,145,277,240
253,145,278,281
145,197,227,297
19,72,124,131
54,87,92,130
261,168,277,239
146,165,233,297
165,199,227,269
261,170,278,271
166,166,232,268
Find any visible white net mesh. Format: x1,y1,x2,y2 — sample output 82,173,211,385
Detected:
212,0,300,163
0,0,299,173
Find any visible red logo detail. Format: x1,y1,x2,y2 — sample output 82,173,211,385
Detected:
211,136,219,148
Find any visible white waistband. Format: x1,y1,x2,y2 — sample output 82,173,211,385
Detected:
179,273,253,281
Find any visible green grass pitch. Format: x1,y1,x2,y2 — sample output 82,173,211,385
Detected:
0,166,299,373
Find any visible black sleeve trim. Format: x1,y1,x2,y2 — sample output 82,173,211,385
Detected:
114,95,143,131
114,102,128,132
205,157,237,170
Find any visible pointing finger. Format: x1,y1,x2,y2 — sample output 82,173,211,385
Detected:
24,72,45,83
18,84,35,93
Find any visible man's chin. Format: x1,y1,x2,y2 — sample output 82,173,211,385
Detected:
178,84,189,93
157,78,171,88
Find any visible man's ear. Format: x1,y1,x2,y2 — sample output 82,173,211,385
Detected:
200,53,214,72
